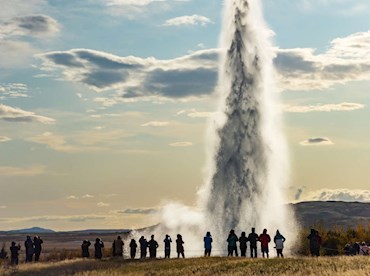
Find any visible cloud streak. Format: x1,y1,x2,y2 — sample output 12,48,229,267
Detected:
0,165,46,176
284,103,365,113
0,104,55,124
163,15,212,26
300,137,334,146
300,189,370,202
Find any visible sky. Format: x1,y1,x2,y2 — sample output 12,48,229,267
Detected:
0,0,370,231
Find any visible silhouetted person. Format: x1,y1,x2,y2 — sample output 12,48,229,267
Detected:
33,236,43,262
344,243,352,256
353,242,360,255
227,229,239,256
129,239,137,259
81,240,91,258
273,230,286,258
259,229,271,258
307,229,320,257
148,235,159,258
10,242,21,266
139,236,148,259
24,235,34,263
113,236,124,257
94,238,104,259
204,232,213,257
248,228,259,258
239,232,248,257
163,234,172,258
0,244,7,259
176,234,185,258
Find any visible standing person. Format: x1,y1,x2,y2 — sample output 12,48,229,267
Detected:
176,234,185,258
33,236,43,262
163,234,172,258
227,229,239,256
259,229,271,258
204,232,213,257
273,230,286,258
113,236,124,257
81,240,91,258
148,235,159,258
129,239,138,259
24,235,34,263
94,238,104,259
360,242,369,255
139,236,148,259
307,229,320,257
10,242,21,266
239,232,248,257
248,228,259,258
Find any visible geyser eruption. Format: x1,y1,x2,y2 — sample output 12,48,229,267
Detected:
133,0,297,256
201,0,296,250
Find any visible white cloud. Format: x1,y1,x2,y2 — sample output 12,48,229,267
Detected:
300,189,370,202
0,165,46,176
177,109,215,118
97,202,110,207
169,141,193,147
82,194,94,199
0,15,60,38
67,195,79,200
0,83,28,99
141,121,169,127
0,40,37,68
163,15,213,26
300,137,334,146
28,132,80,153
0,0,47,19
0,104,55,124
284,102,365,113
0,136,11,143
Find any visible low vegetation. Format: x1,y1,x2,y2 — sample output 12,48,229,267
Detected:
0,256,369,275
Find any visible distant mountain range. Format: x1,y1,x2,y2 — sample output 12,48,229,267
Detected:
291,201,370,228
1,201,368,234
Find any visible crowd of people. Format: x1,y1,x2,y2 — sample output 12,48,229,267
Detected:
2,228,369,266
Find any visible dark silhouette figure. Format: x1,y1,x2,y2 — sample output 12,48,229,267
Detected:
24,235,34,263
113,236,124,257
129,239,137,259
353,242,360,255
81,240,91,258
0,244,7,259
148,235,159,258
273,230,286,258
344,244,352,256
248,228,259,258
204,232,213,257
259,229,271,258
163,234,172,258
139,236,148,259
239,232,248,257
176,234,185,258
94,238,104,259
10,242,21,266
307,229,320,257
33,236,43,262
227,229,239,256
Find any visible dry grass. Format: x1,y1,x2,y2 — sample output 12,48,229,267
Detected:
0,256,369,276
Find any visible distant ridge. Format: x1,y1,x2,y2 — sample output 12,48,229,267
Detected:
1,226,55,234
291,201,370,228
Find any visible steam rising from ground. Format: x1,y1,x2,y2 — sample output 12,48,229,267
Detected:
130,0,297,256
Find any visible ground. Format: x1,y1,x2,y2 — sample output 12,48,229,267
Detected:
1,256,369,275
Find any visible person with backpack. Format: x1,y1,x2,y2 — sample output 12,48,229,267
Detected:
33,236,43,262
139,236,148,259
259,229,271,258
204,232,213,257
81,240,91,258
226,229,239,256
176,234,185,258
24,235,34,263
273,230,286,258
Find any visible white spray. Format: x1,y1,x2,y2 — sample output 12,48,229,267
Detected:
130,0,297,256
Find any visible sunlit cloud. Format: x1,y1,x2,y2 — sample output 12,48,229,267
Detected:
163,15,213,26
169,141,193,147
141,121,169,127
118,208,158,214
97,202,110,207
0,104,55,124
300,137,334,146
0,165,46,176
299,188,370,202
284,103,365,113
67,195,79,200
177,109,215,118
0,83,28,99
0,136,11,143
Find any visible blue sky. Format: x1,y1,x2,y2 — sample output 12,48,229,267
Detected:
0,0,370,230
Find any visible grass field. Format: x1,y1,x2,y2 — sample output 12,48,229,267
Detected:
1,256,369,275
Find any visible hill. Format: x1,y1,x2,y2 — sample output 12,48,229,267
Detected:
292,201,370,229
0,226,55,234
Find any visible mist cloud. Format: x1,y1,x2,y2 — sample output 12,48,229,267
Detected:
284,103,365,113
301,189,370,202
